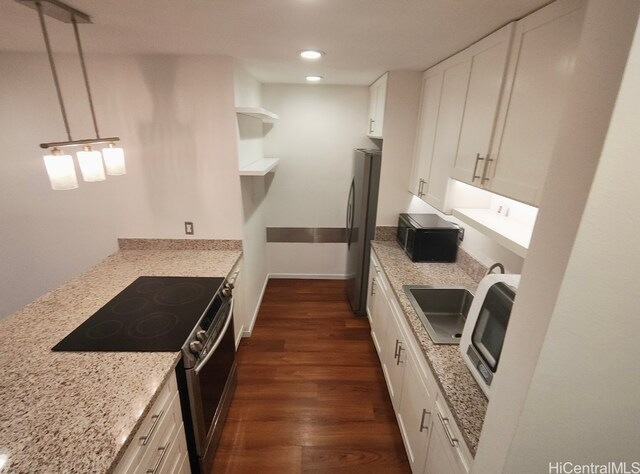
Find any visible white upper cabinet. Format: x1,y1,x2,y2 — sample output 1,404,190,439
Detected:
486,0,585,205
409,0,585,209
409,68,444,197
368,73,388,138
409,23,513,213
425,56,471,211
450,24,515,186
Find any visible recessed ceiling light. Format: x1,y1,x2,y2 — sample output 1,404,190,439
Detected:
306,75,323,82
300,50,324,60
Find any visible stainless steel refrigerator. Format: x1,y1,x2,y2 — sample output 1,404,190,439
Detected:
346,148,382,315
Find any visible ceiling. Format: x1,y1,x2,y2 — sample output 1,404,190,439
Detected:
0,0,551,85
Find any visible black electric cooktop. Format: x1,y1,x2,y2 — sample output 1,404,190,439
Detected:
52,276,225,352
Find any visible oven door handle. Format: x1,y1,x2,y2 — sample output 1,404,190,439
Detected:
194,299,234,376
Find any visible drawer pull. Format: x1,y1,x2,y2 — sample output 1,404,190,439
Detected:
396,343,405,365
419,408,430,432
146,441,170,474
139,409,164,446
437,412,459,447
371,278,376,296
394,339,400,359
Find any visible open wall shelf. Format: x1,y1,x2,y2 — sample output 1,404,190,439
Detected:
239,158,280,176
235,107,279,122
453,208,533,258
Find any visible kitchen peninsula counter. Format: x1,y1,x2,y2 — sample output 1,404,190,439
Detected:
371,240,488,456
0,240,241,473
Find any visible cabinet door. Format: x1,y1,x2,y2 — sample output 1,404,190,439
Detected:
451,23,514,187
368,255,388,356
487,0,585,204
368,73,388,138
424,399,470,474
381,298,406,410
396,347,436,474
409,68,444,198
424,56,471,211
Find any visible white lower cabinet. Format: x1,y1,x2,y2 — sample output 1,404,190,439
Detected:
425,399,472,474
114,373,190,474
368,252,388,357
381,296,406,410
396,346,437,473
366,254,472,474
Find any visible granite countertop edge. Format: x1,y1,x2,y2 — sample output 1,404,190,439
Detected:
0,243,242,474
370,241,488,456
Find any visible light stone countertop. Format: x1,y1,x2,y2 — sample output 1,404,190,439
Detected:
0,244,241,474
371,240,488,456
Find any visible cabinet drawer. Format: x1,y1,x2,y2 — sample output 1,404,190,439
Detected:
157,424,189,474
134,390,183,474
114,373,179,474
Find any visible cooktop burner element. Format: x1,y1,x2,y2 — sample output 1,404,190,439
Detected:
52,276,224,352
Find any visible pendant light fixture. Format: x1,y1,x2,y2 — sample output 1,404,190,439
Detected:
18,0,126,190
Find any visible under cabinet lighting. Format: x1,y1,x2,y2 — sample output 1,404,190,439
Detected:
43,148,78,190
300,50,324,60
306,75,323,82
77,145,106,182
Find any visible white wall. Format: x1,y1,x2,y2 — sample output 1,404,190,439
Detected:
233,63,269,335
376,71,422,225
261,84,371,277
473,0,640,471
0,52,243,319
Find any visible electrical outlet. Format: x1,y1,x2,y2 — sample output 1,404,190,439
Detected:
184,221,194,235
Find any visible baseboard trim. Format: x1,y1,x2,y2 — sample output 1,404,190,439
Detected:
268,273,348,280
242,273,269,338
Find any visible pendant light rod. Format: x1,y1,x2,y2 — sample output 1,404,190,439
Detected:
71,16,100,139
39,136,120,149
36,0,72,142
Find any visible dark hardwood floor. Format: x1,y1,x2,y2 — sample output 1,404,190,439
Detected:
212,279,411,473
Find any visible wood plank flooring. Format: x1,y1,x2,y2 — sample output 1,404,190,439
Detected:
212,279,411,473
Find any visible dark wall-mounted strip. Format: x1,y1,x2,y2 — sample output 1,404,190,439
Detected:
266,227,347,243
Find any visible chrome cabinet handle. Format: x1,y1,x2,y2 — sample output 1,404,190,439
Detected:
472,153,485,182
369,118,375,133
437,412,459,447
419,408,431,432
417,178,426,197
481,157,494,184
139,409,164,446
371,278,376,296
146,441,170,474
396,343,405,365
394,339,400,359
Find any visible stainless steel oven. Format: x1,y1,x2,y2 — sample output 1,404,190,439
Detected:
177,282,237,474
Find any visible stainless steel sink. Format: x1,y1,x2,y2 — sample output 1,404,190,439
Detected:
403,286,474,344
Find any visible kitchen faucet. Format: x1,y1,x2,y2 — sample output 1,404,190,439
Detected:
485,263,505,276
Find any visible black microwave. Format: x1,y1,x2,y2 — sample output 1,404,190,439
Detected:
396,214,460,262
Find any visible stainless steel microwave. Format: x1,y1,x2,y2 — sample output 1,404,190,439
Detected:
396,213,459,262
460,273,520,397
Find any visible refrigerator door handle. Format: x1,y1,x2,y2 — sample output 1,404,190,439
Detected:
346,179,355,248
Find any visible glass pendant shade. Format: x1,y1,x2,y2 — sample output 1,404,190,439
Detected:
102,144,126,175
77,146,105,182
43,150,78,190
